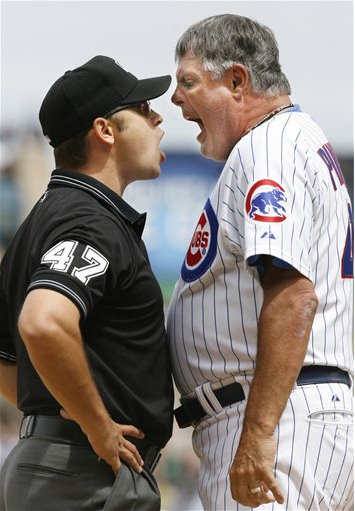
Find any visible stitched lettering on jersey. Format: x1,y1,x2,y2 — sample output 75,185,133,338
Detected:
341,203,354,279
317,142,345,191
317,143,353,279
41,240,109,285
245,179,288,223
181,199,218,282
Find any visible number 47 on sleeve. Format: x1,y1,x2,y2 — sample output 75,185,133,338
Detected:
41,240,109,285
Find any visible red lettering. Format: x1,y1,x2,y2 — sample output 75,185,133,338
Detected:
186,213,208,267
201,232,209,248
195,231,202,247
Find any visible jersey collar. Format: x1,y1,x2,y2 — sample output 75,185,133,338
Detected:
48,169,146,238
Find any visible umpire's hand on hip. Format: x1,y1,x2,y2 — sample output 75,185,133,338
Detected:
61,409,144,475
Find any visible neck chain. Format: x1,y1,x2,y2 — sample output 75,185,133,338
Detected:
250,103,294,132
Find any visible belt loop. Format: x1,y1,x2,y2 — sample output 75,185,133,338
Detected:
26,415,36,438
19,416,25,439
195,386,215,417
202,383,223,414
20,415,34,439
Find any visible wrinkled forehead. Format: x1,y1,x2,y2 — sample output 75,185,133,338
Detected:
175,53,206,79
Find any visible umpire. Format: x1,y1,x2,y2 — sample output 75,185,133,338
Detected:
0,55,174,511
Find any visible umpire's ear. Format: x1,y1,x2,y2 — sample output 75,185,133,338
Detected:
91,118,115,147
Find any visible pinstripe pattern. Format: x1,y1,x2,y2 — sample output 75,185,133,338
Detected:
191,381,353,510
167,110,353,397
167,108,353,508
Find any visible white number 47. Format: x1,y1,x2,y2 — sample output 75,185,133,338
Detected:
41,240,109,285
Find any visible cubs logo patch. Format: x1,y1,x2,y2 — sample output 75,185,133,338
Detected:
181,198,218,282
245,179,288,223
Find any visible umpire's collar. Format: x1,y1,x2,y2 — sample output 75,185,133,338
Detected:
49,169,146,238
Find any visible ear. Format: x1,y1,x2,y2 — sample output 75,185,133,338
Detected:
229,63,250,94
91,118,115,146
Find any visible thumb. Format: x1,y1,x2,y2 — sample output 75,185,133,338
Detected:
120,424,145,439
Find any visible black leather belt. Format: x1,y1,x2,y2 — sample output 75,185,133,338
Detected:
19,415,161,472
174,366,351,428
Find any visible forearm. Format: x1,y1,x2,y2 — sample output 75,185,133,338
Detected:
244,292,316,434
18,289,144,474
0,360,18,406
229,266,318,506
243,267,318,435
18,290,111,438
28,328,109,435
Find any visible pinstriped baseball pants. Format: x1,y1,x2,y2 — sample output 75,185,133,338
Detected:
192,380,353,511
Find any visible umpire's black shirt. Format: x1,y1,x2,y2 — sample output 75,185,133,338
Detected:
0,169,174,448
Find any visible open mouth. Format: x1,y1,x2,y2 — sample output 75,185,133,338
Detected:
159,148,166,162
158,132,166,162
187,117,205,141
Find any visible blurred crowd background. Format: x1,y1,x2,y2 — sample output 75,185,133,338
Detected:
1,1,353,510
0,126,353,510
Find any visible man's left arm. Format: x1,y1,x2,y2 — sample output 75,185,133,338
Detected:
229,255,318,507
0,359,17,406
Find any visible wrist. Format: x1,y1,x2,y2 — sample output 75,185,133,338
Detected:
242,417,276,437
78,410,112,439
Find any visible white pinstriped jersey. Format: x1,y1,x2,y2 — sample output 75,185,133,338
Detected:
167,106,353,398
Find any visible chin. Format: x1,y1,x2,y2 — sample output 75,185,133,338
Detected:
146,166,161,180
200,144,228,162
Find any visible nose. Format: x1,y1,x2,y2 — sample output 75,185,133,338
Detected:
171,85,183,106
151,109,163,126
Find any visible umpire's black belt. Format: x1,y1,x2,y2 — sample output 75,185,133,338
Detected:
20,415,161,472
174,366,351,428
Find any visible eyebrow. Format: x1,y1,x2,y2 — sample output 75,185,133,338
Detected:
176,72,198,83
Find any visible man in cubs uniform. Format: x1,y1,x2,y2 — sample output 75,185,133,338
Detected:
0,56,173,510
167,14,353,510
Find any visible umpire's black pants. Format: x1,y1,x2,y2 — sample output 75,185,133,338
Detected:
0,436,160,511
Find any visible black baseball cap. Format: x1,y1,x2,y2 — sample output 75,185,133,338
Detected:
39,55,172,148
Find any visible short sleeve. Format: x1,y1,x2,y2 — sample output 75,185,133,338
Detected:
222,117,318,282
27,215,129,318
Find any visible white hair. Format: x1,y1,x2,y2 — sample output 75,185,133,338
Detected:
175,14,291,96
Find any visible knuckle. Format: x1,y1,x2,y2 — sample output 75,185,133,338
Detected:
259,461,271,472
234,466,246,478
247,466,256,477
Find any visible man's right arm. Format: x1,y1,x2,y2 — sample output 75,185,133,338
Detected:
18,288,144,475
0,292,18,407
